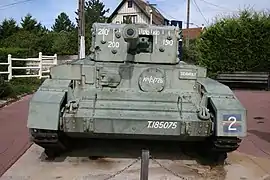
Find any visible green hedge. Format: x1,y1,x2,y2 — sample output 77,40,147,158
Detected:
195,9,270,77
0,77,42,99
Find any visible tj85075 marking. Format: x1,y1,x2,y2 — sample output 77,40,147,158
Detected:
147,121,177,129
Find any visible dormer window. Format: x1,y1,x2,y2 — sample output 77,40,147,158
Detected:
127,0,132,8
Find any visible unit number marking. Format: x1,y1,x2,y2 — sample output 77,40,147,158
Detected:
227,116,237,131
98,28,110,36
147,121,177,129
108,41,119,48
163,39,174,46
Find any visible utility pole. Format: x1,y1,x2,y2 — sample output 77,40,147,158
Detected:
78,0,85,59
186,0,190,47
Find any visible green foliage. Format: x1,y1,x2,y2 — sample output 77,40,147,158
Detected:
3,30,39,50
52,12,75,32
0,77,42,99
182,39,200,64
75,0,109,54
0,76,15,99
0,18,19,40
195,9,270,77
20,14,43,34
84,0,109,25
8,77,42,95
0,47,31,57
51,31,78,55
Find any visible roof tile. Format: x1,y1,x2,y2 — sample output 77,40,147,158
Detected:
182,27,203,39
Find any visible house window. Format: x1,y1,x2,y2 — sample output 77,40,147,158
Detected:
123,15,137,24
127,1,132,8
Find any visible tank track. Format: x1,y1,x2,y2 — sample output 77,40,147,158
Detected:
29,128,68,158
211,137,241,152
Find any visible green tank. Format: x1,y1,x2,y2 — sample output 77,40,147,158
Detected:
27,23,247,158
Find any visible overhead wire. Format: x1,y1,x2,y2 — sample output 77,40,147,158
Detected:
192,0,209,25
154,6,176,20
0,0,35,10
154,5,201,27
199,0,238,12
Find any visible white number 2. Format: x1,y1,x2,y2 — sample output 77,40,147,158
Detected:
228,116,237,131
163,39,173,46
108,41,119,48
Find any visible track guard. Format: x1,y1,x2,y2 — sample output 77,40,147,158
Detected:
27,79,71,130
197,78,247,138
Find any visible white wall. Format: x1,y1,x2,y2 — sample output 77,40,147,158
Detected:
111,1,150,24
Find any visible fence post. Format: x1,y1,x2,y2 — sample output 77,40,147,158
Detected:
7,54,12,81
38,52,42,79
54,54,57,65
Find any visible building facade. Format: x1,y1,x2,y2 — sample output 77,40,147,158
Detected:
107,0,168,25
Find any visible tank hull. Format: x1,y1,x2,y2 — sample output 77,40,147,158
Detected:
28,88,243,157
26,22,247,158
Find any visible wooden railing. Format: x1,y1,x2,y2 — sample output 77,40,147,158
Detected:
0,52,57,81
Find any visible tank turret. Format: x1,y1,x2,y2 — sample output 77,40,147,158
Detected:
89,23,181,64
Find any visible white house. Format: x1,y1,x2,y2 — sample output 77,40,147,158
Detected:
107,0,169,25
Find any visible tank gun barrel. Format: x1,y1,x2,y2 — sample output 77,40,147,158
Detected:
122,25,140,55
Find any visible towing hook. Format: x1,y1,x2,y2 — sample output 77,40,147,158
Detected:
197,106,211,120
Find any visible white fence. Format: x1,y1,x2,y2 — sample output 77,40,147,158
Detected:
0,52,57,81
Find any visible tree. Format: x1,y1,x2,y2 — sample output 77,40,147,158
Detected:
3,30,39,53
84,0,109,25
75,0,109,54
0,18,19,40
51,30,77,55
20,14,42,33
52,12,75,32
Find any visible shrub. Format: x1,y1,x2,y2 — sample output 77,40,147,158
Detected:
0,76,16,99
182,39,200,64
8,77,43,96
195,9,270,77
0,77,42,99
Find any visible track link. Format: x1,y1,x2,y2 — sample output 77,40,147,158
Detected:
29,129,68,158
211,137,242,152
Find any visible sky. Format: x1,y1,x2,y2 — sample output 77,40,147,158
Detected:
0,0,269,29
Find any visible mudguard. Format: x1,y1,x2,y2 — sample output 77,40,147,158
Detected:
27,79,71,130
198,78,247,137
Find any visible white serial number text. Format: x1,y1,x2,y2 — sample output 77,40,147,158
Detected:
147,121,177,129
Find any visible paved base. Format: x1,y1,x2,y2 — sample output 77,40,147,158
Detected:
0,96,32,176
1,91,270,179
234,90,270,158
1,144,270,180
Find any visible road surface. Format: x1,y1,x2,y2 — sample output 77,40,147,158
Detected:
0,91,270,179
